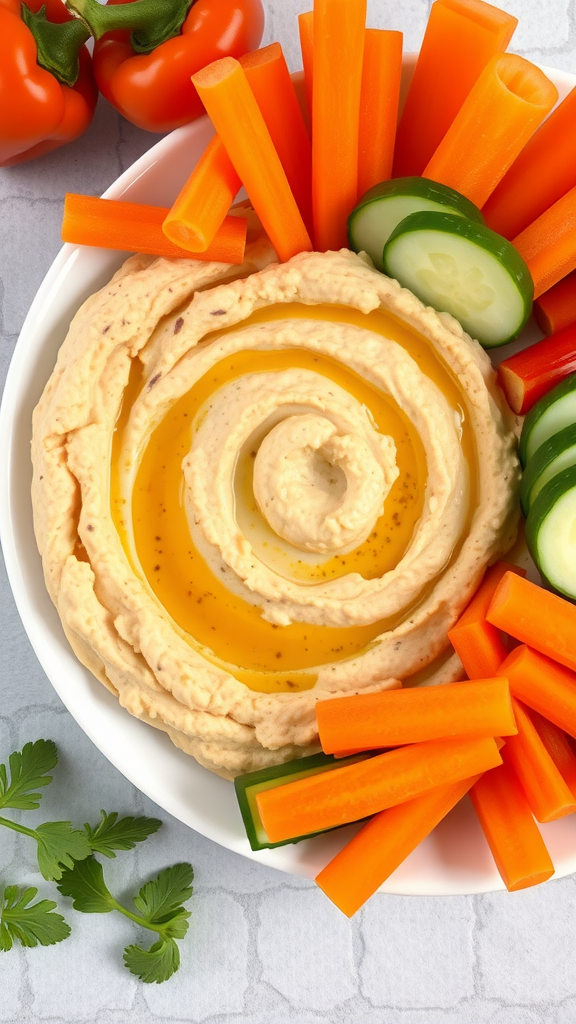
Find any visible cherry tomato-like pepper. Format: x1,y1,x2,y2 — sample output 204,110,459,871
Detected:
0,0,98,167
66,0,265,133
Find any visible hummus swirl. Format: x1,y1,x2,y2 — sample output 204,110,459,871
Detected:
32,244,520,777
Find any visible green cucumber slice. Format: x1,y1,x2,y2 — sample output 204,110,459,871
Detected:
234,750,372,851
347,177,484,272
520,423,576,514
519,373,576,467
526,465,576,600
382,211,533,348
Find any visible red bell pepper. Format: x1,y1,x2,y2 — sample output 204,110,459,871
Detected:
0,0,97,167
65,0,265,133
497,322,576,415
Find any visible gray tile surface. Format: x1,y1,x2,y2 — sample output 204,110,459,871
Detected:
1,0,575,1019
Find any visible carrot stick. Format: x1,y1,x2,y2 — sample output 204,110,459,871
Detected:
62,194,247,264
423,54,558,209
530,710,576,797
240,43,313,235
316,775,481,916
312,0,367,251
513,185,576,299
483,87,576,239
393,0,517,178
298,11,314,127
470,757,554,891
192,58,312,263
448,562,526,678
357,29,403,198
497,322,576,415
162,136,241,252
256,735,502,844
498,644,576,739
504,698,576,822
533,271,576,337
487,571,576,673
316,677,516,754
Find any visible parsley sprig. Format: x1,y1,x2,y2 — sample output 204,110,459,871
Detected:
0,739,193,982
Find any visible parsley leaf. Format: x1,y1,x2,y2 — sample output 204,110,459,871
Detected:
56,856,117,914
0,740,58,810
84,811,161,858
0,885,70,951
133,863,194,925
35,822,92,881
123,937,182,984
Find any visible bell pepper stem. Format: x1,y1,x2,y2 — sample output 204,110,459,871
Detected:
64,0,196,54
21,3,91,87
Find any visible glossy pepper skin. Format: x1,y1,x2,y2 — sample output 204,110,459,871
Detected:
92,0,265,133
0,0,97,167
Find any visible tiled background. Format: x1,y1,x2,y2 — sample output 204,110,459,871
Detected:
1,0,575,1020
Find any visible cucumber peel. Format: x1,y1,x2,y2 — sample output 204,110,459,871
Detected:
526,465,576,601
520,423,576,514
519,373,576,467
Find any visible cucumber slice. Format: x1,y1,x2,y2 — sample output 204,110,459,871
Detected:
382,211,533,348
526,465,576,600
234,750,372,851
519,373,576,467
348,177,484,272
520,423,576,514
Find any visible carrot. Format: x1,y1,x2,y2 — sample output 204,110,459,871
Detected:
312,0,367,251
483,87,576,240
448,562,526,678
316,775,481,916
392,0,517,178
162,136,241,252
504,698,576,822
497,322,576,415
513,185,576,299
298,11,314,127
533,271,576,337
357,29,403,198
256,735,502,844
498,644,576,740
316,677,516,754
192,57,312,263
61,194,247,264
470,757,554,891
240,43,313,235
423,54,558,209
487,571,576,673
530,710,576,797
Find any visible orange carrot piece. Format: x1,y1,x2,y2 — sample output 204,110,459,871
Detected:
448,562,526,678
357,29,403,198
513,185,576,299
62,194,247,264
423,54,558,209
192,58,312,263
499,644,576,739
312,0,367,251
487,571,576,673
240,43,313,235
162,135,241,252
505,698,576,822
316,774,481,916
393,0,517,178
256,735,502,844
298,11,314,127
530,710,576,797
483,87,576,239
316,677,516,754
470,757,554,891
533,271,576,336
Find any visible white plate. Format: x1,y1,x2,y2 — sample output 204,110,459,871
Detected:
2,60,576,897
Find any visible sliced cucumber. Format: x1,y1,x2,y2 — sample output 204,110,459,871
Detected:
526,465,576,600
382,211,533,348
519,373,576,467
348,177,484,272
234,750,372,851
520,423,576,514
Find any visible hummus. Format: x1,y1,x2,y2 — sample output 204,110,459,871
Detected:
32,241,520,778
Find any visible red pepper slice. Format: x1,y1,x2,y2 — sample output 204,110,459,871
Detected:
497,322,576,415
0,0,97,167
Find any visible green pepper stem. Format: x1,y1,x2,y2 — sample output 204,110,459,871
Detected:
21,3,91,87
64,0,196,54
